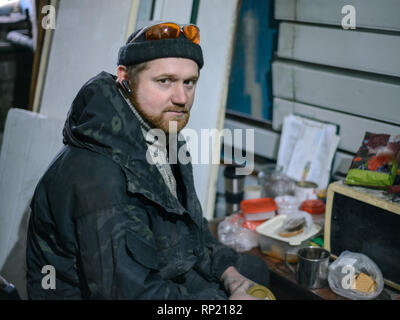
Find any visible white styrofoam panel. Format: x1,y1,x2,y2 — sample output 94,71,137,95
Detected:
223,118,280,160
152,0,193,24
275,0,400,32
332,151,353,178
272,60,400,125
0,109,65,299
188,0,239,220
39,0,138,118
223,118,353,178
277,22,400,77
272,97,293,131
273,97,400,154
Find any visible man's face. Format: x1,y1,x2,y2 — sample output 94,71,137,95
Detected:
130,57,199,133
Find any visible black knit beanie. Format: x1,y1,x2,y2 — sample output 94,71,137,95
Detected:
117,25,204,69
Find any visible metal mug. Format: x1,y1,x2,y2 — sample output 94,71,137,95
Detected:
285,246,330,289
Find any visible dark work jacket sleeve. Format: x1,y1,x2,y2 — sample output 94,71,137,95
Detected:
76,202,226,300
194,217,240,281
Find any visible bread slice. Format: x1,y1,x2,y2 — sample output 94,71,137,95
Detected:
354,272,376,293
278,228,304,238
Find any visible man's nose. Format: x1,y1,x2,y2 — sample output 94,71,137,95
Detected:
171,83,187,106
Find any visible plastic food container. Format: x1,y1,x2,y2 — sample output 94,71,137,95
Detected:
240,198,277,221
300,199,326,228
241,219,266,231
274,195,300,216
255,215,321,262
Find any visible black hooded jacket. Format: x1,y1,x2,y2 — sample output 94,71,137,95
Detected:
26,71,239,299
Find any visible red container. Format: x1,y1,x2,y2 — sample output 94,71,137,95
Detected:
300,200,326,214
242,219,266,231
300,199,326,228
240,198,277,221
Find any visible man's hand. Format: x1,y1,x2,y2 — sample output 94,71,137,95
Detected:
221,266,262,300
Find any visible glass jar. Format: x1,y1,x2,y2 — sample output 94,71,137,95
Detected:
257,164,294,198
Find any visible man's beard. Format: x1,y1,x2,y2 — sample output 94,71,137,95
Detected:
130,95,190,134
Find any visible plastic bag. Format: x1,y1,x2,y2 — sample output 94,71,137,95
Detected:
276,211,313,238
217,214,258,252
328,251,384,300
345,132,400,187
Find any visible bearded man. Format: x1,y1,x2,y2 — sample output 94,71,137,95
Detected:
26,22,270,300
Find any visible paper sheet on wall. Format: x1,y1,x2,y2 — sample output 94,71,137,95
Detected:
277,114,340,190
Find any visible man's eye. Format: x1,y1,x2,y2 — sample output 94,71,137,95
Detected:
158,78,170,84
184,80,196,87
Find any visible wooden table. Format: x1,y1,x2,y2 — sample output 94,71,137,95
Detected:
208,218,400,300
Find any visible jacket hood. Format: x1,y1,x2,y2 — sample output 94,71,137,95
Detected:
63,72,144,157
62,72,201,221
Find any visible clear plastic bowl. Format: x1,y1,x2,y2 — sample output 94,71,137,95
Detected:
274,195,300,216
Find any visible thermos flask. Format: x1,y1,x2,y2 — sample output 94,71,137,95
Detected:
224,165,245,215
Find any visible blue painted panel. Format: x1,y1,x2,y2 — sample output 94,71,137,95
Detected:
226,0,277,120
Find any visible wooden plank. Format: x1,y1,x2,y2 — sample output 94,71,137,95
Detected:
272,60,400,125
275,0,400,32
32,0,58,113
329,181,400,216
137,0,153,20
38,0,140,118
152,0,193,24
191,0,239,220
273,97,400,154
135,0,153,28
125,0,141,41
28,0,47,110
277,22,400,77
